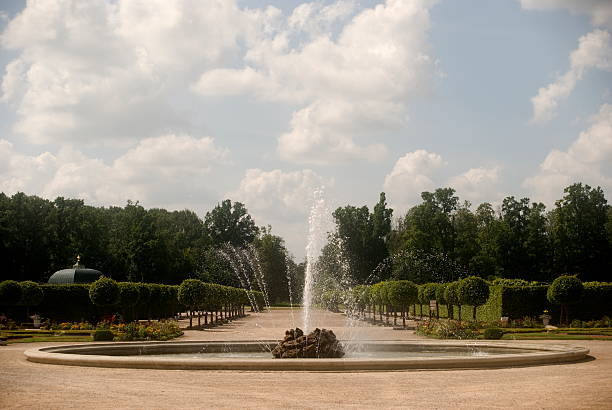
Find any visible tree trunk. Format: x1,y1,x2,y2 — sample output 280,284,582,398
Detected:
473,306,477,322
393,309,397,326
458,305,462,322
189,310,192,328
402,307,406,328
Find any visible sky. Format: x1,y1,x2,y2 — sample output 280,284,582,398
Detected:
0,0,611,260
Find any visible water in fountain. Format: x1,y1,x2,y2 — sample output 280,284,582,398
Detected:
218,243,258,312
301,188,333,332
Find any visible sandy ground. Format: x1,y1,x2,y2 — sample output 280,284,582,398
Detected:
1,308,612,409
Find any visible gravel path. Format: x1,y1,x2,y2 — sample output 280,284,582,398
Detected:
1,308,611,409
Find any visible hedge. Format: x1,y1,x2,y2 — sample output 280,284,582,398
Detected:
354,280,612,324
0,280,262,324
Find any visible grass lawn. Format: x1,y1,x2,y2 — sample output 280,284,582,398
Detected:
489,327,612,341
7,335,93,343
1,329,94,344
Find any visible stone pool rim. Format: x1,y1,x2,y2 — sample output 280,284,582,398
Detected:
24,340,590,371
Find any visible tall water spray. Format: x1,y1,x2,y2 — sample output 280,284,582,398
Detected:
302,188,332,332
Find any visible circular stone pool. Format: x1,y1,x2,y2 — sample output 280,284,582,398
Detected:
25,340,589,371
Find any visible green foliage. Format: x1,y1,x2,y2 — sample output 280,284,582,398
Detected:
483,327,504,339
391,249,466,284
435,283,447,304
255,231,291,304
38,284,97,322
458,276,490,307
547,276,584,306
178,279,207,310
416,319,477,339
550,183,611,282
204,199,258,247
386,280,418,308
332,193,393,283
89,277,120,307
444,281,460,306
118,282,140,308
18,281,43,307
0,280,23,306
492,278,540,286
93,329,115,341
422,283,438,301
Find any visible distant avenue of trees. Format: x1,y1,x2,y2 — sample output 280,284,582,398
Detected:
0,194,302,304
1,182,611,302
322,183,611,287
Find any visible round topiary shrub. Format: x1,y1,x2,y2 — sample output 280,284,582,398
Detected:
483,327,504,340
547,275,584,325
422,283,439,318
19,281,44,315
386,280,418,327
89,277,120,307
93,329,115,341
444,281,460,319
0,280,23,306
118,282,140,321
457,276,490,321
178,279,207,328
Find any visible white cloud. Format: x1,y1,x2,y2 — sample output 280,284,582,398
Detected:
524,103,612,204
530,29,612,124
193,0,438,164
447,166,502,205
229,168,332,221
0,0,254,145
228,168,333,259
0,134,228,207
383,149,444,212
520,0,612,29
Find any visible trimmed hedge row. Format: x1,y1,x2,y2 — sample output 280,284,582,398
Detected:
339,278,612,324
0,279,264,323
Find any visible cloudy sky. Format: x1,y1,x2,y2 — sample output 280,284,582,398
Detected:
1,0,611,259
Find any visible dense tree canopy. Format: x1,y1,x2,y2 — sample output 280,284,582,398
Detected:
204,199,259,247
0,194,257,285
386,183,612,284
331,193,392,284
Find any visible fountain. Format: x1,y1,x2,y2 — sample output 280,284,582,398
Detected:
23,188,590,371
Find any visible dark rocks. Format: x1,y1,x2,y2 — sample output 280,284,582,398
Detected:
271,328,345,359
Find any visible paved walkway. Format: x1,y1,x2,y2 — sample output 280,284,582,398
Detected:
1,308,612,409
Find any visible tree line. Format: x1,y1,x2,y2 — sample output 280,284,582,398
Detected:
0,193,302,303
318,183,612,288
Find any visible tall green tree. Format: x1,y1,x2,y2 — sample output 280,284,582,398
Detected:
332,193,392,284
254,230,290,303
550,183,611,281
204,199,258,247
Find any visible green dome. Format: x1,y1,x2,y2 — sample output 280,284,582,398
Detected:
48,257,102,284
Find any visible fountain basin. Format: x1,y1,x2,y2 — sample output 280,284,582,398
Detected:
24,340,589,371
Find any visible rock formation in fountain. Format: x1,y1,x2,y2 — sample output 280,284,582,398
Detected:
272,328,345,358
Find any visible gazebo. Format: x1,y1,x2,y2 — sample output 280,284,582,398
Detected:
48,256,103,284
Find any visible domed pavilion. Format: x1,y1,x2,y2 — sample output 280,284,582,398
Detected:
48,256,103,284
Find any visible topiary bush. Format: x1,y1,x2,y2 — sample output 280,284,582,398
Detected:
178,279,207,327
93,329,115,341
547,275,584,325
19,281,44,317
483,327,504,340
89,277,120,308
386,280,418,327
422,283,439,318
458,276,490,321
444,281,460,320
118,282,140,321
0,280,23,306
